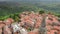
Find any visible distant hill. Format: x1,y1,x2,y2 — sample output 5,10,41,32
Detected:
0,1,60,17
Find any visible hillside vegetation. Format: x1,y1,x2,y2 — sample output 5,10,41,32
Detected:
0,1,60,20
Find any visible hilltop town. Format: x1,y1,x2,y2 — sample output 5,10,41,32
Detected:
0,11,60,34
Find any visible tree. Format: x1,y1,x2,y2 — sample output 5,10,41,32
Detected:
39,10,45,14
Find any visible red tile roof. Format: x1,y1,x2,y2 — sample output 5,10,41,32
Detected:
0,11,60,34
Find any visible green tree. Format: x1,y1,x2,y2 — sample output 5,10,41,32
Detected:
39,10,45,14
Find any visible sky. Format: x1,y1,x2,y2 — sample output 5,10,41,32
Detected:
0,0,60,1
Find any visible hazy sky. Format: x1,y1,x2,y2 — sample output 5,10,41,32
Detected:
0,0,60,1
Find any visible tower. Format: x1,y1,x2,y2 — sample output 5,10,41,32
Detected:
39,15,47,34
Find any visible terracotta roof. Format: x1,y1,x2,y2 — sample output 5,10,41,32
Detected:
0,12,60,34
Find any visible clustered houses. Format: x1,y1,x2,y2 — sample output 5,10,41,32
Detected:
0,11,60,34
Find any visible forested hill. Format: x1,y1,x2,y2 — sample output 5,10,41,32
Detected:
0,1,60,18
